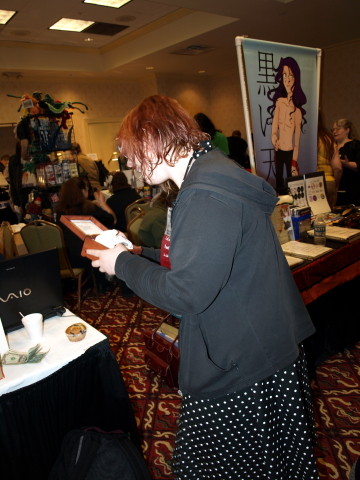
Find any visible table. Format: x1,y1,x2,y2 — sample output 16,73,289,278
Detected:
292,238,360,305
292,239,360,370
0,311,139,479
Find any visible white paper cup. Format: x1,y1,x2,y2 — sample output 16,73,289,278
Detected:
21,313,43,342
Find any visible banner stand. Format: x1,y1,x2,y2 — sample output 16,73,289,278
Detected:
235,36,322,186
235,36,257,174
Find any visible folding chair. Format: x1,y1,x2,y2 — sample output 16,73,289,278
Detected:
0,221,17,259
20,219,97,312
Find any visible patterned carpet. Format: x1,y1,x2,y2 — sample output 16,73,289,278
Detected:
311,345,360,480
66,283,360,480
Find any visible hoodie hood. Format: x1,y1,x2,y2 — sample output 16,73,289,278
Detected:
181,149,278,215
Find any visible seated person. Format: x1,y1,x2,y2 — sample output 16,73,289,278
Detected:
8,142,30,220
56,176,116,292
56,176,115,226
24,195,52,223
0,154,9,175
138,192,168,248
106,172,140,232
0,159,18,225
0,186,18,225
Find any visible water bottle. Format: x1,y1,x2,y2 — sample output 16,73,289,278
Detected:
314,214,326,245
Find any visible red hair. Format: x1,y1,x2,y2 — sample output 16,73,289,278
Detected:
116,95,208,178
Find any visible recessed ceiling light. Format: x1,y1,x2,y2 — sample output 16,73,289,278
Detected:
84,37,94,42
83,0,132,7
49,18,94,32
0,9,16,24
198,70,206,74
145,66,155,70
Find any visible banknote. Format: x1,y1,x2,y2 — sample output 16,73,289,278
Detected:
2,344,49,365
2,351,29,364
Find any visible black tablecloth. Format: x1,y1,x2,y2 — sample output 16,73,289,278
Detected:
0,339,139,479
282,238,359,372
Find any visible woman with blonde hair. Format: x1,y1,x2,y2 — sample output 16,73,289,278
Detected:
331,118,360,205
317,112,341,209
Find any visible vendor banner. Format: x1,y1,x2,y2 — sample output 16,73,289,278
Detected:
236,37,320,194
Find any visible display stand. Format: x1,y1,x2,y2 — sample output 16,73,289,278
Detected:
16,112,79,220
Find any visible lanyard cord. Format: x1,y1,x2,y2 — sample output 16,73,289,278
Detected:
183,155,195,181
182,140,213,182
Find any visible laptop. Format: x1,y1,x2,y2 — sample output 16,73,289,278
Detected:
0,248,64,334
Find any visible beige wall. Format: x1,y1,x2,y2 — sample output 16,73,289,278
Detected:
1,70,245,157
1,38,359,158
320,39,360,132
0,73,159,155
156,72,245,137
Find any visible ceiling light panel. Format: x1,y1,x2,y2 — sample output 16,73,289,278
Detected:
83,0,132,7
49,18,94,32
0,10,16,24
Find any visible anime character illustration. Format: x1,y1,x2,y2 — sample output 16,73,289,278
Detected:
267,57,307,194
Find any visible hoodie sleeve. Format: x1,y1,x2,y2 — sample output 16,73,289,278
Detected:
115,189,242,315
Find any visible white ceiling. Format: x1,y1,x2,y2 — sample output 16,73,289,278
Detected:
0,0,359,80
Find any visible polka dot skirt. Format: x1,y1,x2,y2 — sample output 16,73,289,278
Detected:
172,348,319,480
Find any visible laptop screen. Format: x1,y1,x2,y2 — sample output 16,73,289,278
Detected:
0,248,64,334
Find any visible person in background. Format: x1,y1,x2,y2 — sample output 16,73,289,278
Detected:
88,94,319,480
332,118,360,206
0,200,17,225
0,158,18,224
71,143,102,190
56,176,115,227
56,176,116,292
106,171,140,232
7,141,30,221
194,112,229,155
0,154,10,175
227,130,250,169
317,112,341,210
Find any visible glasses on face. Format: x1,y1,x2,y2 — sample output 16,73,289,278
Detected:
331,127,344,132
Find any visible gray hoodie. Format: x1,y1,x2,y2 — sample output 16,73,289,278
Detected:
115,149,315,399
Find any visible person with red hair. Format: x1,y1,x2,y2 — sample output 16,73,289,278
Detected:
88,95,319,480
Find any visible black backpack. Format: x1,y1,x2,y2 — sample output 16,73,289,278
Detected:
48,427,152,480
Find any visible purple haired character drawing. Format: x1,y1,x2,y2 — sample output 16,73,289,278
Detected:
267,57,307,194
